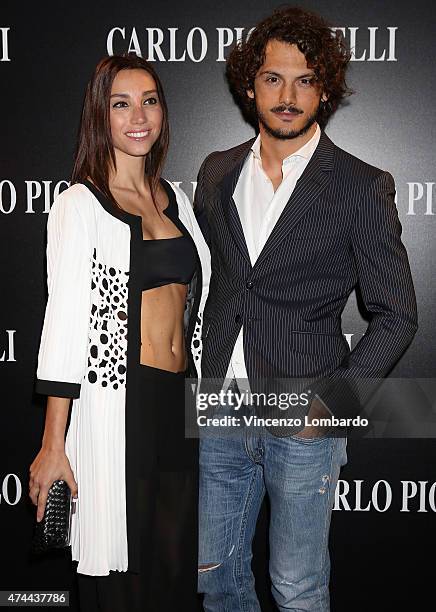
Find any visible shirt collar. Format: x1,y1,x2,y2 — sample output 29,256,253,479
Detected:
251,122,321,164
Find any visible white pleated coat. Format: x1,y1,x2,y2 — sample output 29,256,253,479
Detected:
35,179,211,575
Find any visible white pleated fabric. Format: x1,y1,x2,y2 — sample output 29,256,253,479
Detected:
36,182,211,575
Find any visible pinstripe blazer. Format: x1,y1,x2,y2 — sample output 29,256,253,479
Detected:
194,130,418,429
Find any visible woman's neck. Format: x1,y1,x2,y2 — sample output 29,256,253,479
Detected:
109,149,149,195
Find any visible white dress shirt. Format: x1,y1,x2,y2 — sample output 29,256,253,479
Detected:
223,123,321,395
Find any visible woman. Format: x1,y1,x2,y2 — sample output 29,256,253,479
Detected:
28,53,210,611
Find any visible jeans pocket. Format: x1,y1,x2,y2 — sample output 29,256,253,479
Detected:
290,428,333,443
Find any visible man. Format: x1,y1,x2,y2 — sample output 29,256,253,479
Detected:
195,6,418,611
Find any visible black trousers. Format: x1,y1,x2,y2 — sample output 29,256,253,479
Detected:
76,363,201,611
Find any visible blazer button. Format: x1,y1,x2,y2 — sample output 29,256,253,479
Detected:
235,314,241,323
246,280,254,289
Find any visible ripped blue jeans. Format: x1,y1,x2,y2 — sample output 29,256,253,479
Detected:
198,406,348,611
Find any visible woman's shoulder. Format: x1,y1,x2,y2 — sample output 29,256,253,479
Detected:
47,183,100,235
50,182,99,217
55,182,96,205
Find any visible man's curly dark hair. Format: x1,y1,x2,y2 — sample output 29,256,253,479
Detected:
226,6,352,129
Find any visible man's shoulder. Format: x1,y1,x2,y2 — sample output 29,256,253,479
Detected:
206,137,255,163
200,137,255,185
329,136,391,184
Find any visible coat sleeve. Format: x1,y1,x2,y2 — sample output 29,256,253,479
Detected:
35,190,92,399
193,154,212,246
313,171,418,419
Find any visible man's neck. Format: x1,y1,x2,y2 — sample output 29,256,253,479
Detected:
258,122,318,167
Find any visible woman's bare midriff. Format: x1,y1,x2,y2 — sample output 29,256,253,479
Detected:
140,282,188,372
106,179,188,372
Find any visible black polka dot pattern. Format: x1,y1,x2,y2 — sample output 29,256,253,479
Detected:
183,271,202,370
191,311,202,366
87,249,128,389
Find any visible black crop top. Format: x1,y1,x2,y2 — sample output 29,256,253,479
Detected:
141,183,198,291
141,235,197,290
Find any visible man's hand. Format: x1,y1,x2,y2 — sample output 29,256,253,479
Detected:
294,396,333,439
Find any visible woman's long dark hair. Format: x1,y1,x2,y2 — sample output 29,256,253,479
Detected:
71,53,169,211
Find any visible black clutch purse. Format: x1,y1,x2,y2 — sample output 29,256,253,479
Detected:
31,479,74,554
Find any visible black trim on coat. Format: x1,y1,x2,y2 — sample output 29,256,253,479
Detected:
80,178,202,573
35,379,80,399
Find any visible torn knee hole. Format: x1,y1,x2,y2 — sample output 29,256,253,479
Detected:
198,562,222,573
318,473,330,494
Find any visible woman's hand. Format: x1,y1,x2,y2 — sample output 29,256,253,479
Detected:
29,395,76,521
29,447,78,522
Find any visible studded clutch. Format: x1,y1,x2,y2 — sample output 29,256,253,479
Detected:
31,479,73,554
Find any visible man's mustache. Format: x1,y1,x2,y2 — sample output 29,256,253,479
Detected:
271,105,303,114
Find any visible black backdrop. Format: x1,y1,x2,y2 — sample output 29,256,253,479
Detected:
1,1,435,610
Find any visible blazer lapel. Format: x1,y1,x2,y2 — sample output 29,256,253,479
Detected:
218,140,254,266
254,131,335,269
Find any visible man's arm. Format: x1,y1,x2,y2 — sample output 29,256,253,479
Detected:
314,170,418,420
193,155,212,246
